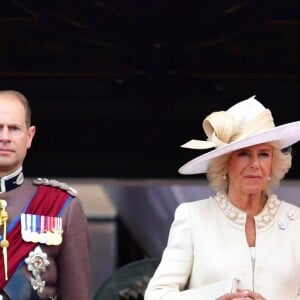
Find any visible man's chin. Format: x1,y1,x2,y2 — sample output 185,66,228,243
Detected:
0,161,17,171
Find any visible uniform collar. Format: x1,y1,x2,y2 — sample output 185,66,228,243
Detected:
0,167,24,193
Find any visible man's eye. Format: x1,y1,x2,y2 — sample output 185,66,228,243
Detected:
10,126,21,132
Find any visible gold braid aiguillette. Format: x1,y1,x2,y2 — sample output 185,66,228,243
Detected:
0,199,9,280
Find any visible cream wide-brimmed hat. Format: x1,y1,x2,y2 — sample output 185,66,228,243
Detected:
178,95,300,175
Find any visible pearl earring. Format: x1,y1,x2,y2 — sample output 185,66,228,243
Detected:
223,174,227,180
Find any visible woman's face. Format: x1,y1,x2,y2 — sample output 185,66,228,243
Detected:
227,143,273,195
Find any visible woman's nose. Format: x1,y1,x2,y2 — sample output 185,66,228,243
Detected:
249,154,259,167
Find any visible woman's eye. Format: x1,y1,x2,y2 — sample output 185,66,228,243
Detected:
237,151,248,156
260,152,270,157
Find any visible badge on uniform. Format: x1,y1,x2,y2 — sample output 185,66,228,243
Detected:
25,245,50,296
21,213,63,245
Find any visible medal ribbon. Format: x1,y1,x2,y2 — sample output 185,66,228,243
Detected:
0,185,73,288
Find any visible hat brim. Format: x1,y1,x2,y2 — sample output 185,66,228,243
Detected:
178,121,300,175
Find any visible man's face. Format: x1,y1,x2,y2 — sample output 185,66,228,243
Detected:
0,94,35,176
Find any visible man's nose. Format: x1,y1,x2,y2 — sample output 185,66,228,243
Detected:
0,127,11,140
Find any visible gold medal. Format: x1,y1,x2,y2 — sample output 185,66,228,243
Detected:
45,231,54,245
22,230,32,242
52,232,63,245
31,231,40,243
39,232,47,244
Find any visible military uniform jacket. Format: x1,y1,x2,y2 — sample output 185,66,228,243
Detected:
1,179,91,300
145,193,300,300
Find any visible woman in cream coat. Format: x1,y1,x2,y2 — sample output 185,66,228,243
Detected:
145,96,300,300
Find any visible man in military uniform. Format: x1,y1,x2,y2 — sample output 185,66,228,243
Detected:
0,90,91,299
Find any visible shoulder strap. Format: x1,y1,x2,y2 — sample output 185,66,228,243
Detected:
3,267,40,300
0,185,72,288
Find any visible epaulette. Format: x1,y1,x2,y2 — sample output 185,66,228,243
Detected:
33,178,78,196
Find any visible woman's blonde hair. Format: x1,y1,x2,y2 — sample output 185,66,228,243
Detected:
206,142,292,194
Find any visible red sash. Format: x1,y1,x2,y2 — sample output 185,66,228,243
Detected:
0,185,72,288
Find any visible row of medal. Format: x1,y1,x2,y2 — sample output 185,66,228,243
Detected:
21,213,63,245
